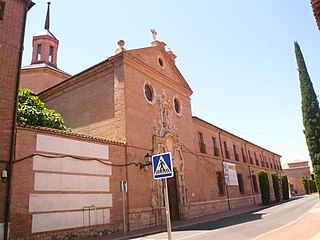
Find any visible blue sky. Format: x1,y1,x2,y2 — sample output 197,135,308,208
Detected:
22,1,320,166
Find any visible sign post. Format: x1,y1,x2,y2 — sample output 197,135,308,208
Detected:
152,152,173,240
120,180,128,235
163,177,172,240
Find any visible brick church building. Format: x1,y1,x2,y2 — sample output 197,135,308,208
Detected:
4,2,283,239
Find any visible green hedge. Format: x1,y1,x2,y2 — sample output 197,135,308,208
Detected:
258,170,270,205
309,179,317,193
271,173,281,202
302,176,310,194
281,174,289,200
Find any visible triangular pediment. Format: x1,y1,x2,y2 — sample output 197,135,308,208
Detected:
125,45,193,94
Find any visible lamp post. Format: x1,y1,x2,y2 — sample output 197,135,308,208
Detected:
140,153,152,170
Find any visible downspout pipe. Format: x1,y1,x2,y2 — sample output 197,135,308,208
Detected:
4,2,34,239
244,142,256,205
218,130,230,210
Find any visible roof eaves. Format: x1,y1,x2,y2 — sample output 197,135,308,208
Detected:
17,124,126,146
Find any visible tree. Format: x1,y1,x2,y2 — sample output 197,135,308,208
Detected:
294,41,320,194
258,170,270,205
271,173,281,202
17,88,69,131
281,174,289,200
302,176,310,194
309,179,317,193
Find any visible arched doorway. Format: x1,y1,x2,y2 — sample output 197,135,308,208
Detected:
167,170,180,221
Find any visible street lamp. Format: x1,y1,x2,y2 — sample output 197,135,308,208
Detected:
140,153,152,170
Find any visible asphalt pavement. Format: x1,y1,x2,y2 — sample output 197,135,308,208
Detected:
83,194,320,240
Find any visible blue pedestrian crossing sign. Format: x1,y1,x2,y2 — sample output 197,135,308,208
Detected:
152,152,174,179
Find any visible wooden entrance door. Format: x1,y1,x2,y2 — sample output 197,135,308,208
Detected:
167,172,180,221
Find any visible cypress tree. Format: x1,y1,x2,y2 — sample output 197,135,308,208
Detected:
294,41,320,194
271,173,281,202
258,170,270,205
281,174,289,200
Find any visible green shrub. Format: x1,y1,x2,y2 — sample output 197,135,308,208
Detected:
271,173,281,202
309,179,317,193
258,170,270,205
302,176,310,194
281,174,289,200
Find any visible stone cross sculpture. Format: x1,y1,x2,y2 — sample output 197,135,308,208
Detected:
150,28,157,41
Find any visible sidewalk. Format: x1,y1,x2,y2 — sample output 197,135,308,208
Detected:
83,204,265,240
255,200,320,240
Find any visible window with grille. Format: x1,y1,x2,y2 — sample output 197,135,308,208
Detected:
233,144,239,161
237,173,245,194
254,152,259,166
241,148,247,163
224,141,230,159
212,137,219,157
216,171,225,195
252,174,259,193
198,132,206,153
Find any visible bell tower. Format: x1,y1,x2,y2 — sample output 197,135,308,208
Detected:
20,2,71,93
31,2,58,67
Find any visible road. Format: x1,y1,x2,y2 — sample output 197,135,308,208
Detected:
132,194,319,240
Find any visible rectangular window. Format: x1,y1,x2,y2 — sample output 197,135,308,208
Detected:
0,2,5,21
265,157,269,168
233,144,239,161
254,152,259,166
48,46,54,62
241,148,247,163
248,150,253,164
237,173,245,194
216,171,225,195
198,132,206,154
212,137,219,157
260,154,265,167
252,174,259,193
224,141,230,159
37,44,42,61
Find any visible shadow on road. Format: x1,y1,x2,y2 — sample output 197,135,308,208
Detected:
176,197,304,232
176,209,265,231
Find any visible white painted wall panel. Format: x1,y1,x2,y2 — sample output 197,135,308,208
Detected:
29,193,112,212
32,209,110,233
33,156,112,175
36,134,109,159
34,173,110,192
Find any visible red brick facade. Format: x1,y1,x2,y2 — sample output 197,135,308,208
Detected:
20,65,70,93
311,0,320,30
0,0,33,239
11,126,126,238
36,40,282,235
6,5,282,239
